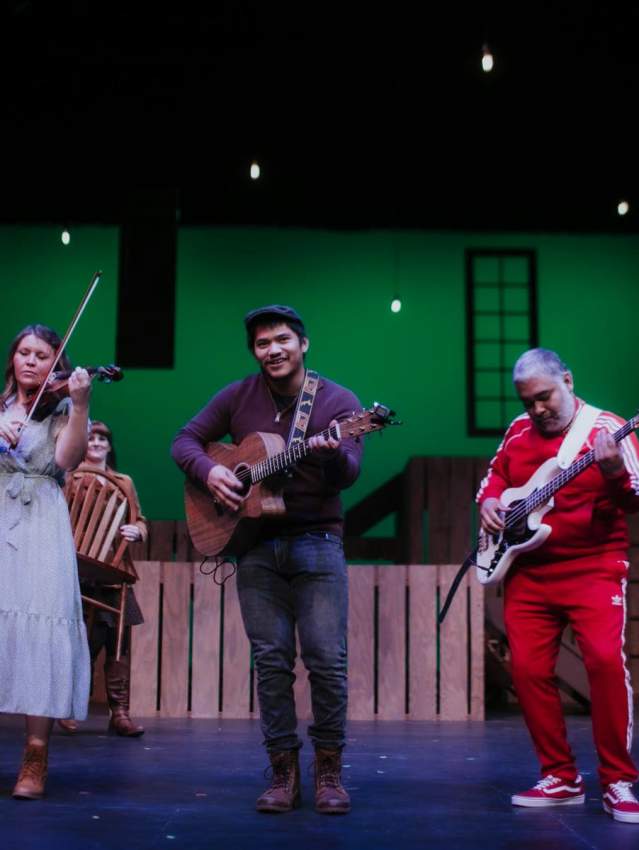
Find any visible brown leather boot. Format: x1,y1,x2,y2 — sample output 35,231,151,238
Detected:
104,657,145,737
256,749,301,813
12,743,48,800
57,719,79,734
314,748,351,814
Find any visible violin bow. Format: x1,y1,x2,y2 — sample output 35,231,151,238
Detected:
12,270,102,441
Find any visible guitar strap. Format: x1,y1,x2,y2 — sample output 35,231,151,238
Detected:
556,402,601,468
440,402,602,624
287,369,320,448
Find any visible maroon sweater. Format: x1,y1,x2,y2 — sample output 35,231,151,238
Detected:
171,372,364,538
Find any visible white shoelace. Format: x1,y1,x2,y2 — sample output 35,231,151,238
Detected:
608,781,637,803
534,775,560,790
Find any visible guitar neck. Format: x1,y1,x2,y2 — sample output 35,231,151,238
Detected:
250,423,340,484
526,417,636,513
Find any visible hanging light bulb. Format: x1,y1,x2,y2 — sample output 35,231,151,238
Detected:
617,200,630,216
391,298,402,313
250,161,261,180
481,44,494,73
61,229,71,245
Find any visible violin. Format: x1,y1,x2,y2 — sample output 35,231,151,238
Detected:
27,365,124,421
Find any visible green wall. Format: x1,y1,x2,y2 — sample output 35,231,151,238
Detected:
2,226,638,520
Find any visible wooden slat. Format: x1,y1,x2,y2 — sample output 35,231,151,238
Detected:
159,562,192,717
175,520,193,560
221,577,252,717
399,458,425,563
191,568,222,717
426,458,451,562
438,564,469,719
88,490,119,559
628,585,639,619
97,499,128,561
347,565,375,719
407,564,437,719
449,459,475,562
469,573,485,719
70,476,96,529
77,481,108,552
148,520,176,561
629,621,639,657
376,565,406,719
130,561,161,716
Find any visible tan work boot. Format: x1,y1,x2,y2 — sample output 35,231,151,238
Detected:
256,749,301,813
105,657,145,737
314,748,351,814
12,743,48,800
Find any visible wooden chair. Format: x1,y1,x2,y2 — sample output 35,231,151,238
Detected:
65,464,139,660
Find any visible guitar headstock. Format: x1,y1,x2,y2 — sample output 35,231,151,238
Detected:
338,402,401,438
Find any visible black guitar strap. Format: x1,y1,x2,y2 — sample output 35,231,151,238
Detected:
287,369,320,448
438,546,478,624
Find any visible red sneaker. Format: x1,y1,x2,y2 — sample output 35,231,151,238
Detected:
511,774,585,807
602,782,639,824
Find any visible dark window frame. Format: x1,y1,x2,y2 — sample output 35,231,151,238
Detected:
465,248,538,436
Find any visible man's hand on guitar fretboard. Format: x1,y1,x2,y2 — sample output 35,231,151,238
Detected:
308,418,341,458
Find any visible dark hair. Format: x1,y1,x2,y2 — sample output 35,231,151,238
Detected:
1,324,72,411
245,316,307,351
89,420,117,470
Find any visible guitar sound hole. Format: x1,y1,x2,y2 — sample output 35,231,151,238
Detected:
233,464,251,498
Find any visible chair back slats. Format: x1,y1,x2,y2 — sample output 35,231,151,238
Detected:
88,489,120,559
72,476,99,548
97,499,128,562
80,483,111,555
65,466,139,574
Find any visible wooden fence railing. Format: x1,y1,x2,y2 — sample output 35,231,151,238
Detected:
127,562,484,721
91,456,639,712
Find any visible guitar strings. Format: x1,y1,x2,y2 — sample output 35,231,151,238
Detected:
502,426,630,529
232,423,340,485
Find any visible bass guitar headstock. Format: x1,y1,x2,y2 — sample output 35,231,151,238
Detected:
338,402,401,438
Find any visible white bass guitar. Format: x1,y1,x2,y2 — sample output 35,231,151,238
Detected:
475,412,639,585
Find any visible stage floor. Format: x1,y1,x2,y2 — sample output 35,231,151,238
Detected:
0,712,637,850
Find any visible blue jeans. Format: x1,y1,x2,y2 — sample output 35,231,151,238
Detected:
237,532,348,752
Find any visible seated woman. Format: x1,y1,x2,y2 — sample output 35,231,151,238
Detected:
61,420,147,737
0,324,91,799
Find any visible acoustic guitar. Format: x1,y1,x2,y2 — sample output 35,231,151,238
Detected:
475,412,639,585
184,402,399,557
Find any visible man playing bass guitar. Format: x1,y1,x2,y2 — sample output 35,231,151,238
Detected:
477,348,639,824
171,305,362,816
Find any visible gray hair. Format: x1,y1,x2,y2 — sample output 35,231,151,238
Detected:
513,348,570,383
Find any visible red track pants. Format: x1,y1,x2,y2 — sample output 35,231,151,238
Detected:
504,556,637,788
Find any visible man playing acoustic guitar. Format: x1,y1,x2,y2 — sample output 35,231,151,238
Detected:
478,348,639,824
171,305,363,815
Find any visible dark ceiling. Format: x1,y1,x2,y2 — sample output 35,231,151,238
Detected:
1,1,638,231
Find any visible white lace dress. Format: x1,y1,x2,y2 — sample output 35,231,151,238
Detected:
0,400,90,719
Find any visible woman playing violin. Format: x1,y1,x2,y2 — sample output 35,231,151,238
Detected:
60,420,147,738
0,324,91,800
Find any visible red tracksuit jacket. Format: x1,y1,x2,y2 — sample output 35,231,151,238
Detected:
476,402,639,568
